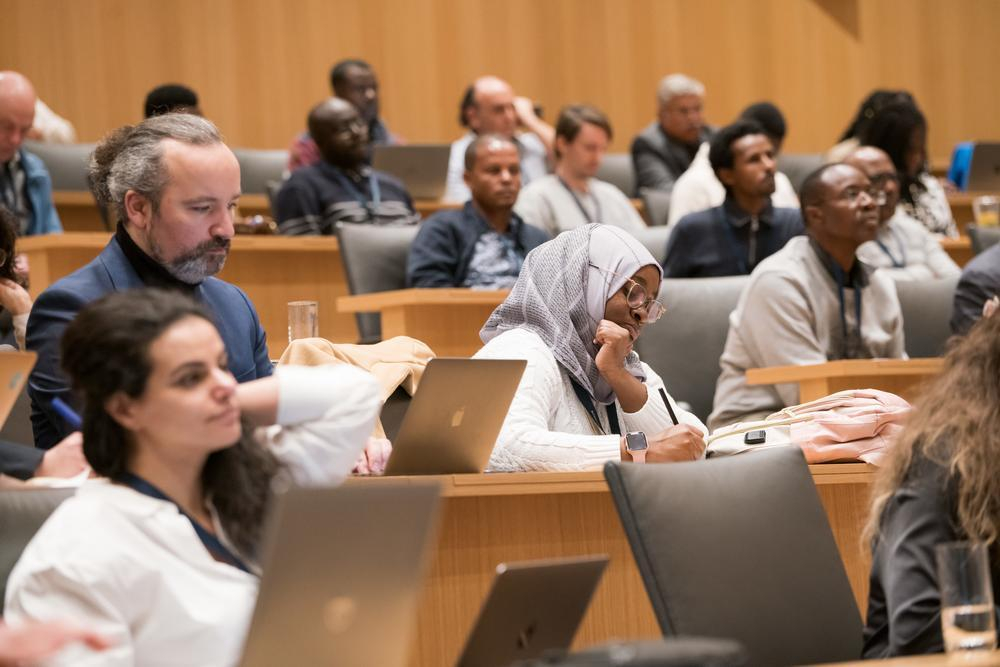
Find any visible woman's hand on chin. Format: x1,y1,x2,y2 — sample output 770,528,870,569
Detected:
593,319,634,376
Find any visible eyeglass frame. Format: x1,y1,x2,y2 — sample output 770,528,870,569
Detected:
820,184,888,208
587,263,666,323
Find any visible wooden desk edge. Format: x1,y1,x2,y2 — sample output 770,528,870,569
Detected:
337,288,508,313
746,358,944,385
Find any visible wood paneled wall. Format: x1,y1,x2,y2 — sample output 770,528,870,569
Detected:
2,0,998,162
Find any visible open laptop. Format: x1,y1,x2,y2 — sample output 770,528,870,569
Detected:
0,351,36,427
373,144,451,200
239,482,441,667
968,142,1000,191
455,555,610,667
383,357,527,476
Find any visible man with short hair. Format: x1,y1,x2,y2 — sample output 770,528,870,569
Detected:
443,76,554,203
631,73,713,195
0,71,61,236
663,120,804,278
144,83,202,118
514,105,646,237
847,146,959,282
275,98,418,234
667,102,799,228
708,163,905,431
26,113,273,449
287,59,398,172
408,135,548,288
951,244,1000,335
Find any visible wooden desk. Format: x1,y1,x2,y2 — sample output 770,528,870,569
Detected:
351,466,875,667
810,651,1000,666
941,236,973,267
746,358,945,404
949,191,1000,229
17,232,359,356
337,288,507,356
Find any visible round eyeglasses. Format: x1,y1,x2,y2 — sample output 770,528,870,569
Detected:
588,263,666,323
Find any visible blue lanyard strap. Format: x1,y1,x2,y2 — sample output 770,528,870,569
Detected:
832,265,863,358
558,177,602,225
120,472,253,574
875,227,907,268
331,168,381,215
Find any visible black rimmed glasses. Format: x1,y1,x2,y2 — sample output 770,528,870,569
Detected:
588,263,666,323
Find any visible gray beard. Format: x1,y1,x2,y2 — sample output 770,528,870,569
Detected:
149,235,229,284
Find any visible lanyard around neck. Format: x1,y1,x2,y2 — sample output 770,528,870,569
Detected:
331,168,381,214
558,177,602,225
569,378,621,436
832,264,863,359
875,226,907,268
120,472,253,574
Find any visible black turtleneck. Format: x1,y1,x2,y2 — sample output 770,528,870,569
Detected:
114,223,198,296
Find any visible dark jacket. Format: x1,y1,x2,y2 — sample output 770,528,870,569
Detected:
26,235,272,449
406,202,549,287
630,122,713,196
951,243,1000,335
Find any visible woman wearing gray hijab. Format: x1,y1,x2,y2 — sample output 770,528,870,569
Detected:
475,224,706,472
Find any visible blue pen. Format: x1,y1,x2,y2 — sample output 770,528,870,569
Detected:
51,397,83,430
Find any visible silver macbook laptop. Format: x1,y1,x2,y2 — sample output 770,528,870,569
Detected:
383,357,527,476
239,482,441,667
373,144,451,200
456,555,610,667
968,142,1000,191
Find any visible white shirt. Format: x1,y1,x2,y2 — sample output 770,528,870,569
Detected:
4,364,381,667
444,132,549,203
666,142,800,231
514,174,647,237
856,208,961,282
473,328,705,471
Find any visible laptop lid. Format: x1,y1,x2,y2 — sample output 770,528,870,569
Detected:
384,358,526,476
239,482,441,667
0,351,36,428
455,555,609,667
968,142,1000,192
373,144,451,200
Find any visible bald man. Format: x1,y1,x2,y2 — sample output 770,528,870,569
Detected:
443,76,554,202
847,146,959,282
275,97,417,234
0,71,62,235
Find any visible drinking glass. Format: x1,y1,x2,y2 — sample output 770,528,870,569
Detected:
936,541,997,653
973,196,1000,227
288,300,319,342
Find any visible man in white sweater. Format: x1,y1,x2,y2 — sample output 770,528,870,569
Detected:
514,105,647,237
708,163,906,431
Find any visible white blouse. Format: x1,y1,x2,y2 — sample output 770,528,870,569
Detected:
474,328,706,472
4,364,381,667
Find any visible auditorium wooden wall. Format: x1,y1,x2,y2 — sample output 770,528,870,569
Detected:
2,0,998,163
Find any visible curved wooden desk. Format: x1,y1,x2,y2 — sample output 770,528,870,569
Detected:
350,465,876,667
746,358,945,404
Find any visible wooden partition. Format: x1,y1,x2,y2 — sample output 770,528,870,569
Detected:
2,0,1000,162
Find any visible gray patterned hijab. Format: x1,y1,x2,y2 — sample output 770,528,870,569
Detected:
480,224,662,405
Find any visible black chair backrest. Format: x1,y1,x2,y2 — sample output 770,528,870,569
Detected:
596,153,636,198
603,447,862,666
0,488,75,613
22,140,96,191
335,223,421,343
634,276,747,422
894,276,960,358
967,223,1000,255
233,149,288,195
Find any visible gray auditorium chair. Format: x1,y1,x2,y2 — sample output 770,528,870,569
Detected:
604,447,862,666
895,276,960,358
22,140,96,191
0,488,74,613
776,153,824,193
634,276,748,422
639,187,671,227
596,153,636,198
966,223,1000,255
629,225,672,265
233,148,288,195
335,223,420,343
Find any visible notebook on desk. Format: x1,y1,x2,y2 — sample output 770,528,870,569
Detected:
373,144,451,200
238,482,441,667
455,555,609,667
383,357,527,476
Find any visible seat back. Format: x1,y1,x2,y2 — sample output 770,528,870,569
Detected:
776,153,824,193
596,153,636,198
640,187,672,227
603,447,862,666
627,226,671,265
0,488,75,613
894,276,960,358
22,140,96,191
966,223,1000,255
233,149,288,195
635,276,747,422
335,223,421,343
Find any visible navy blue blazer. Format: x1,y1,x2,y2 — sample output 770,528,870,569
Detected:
26,236,272,449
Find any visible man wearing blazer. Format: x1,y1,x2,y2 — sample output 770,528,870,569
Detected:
26,113,272,449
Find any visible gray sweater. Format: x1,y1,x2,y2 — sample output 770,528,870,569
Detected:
708,236,906,431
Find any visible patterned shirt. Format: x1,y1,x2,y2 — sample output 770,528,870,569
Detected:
463,231,524,289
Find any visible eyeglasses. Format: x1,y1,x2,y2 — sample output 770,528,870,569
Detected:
868,172,900,189
588,263,666,323
829,186,888,207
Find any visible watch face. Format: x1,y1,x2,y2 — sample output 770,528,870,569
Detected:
626,431,648,452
